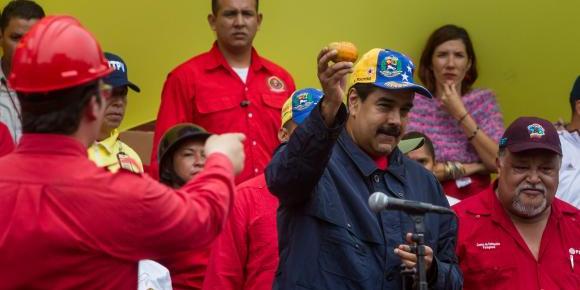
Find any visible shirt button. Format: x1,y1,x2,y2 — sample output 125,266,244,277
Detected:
373,175,380,183
248,113,253,118
254,168,259,173
244,87,248,92
355,244,360,249
252,141,257,146
475,214,481,219
347,223,352,229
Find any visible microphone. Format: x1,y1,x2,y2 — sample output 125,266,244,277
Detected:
368,192,455,215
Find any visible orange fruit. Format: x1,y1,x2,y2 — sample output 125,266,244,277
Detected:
328,41,358,63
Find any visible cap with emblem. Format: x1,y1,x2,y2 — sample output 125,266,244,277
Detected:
348,48,432,98
103,52,140,92
281,88,324,126
499,116,561,155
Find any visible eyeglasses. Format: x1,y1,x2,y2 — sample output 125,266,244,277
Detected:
98,80,113,100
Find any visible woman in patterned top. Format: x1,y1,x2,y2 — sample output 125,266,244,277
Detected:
407,24,504,200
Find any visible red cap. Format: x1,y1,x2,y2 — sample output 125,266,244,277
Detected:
9,15,112,93
499,116,561,155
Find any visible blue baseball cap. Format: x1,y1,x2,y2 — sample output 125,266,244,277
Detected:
348,48,432,98
103,52,140,92
281,88,323,126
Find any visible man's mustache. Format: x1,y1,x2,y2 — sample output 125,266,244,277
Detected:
377,126,401,137
517,184,546,195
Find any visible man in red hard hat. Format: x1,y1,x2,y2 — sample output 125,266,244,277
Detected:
0,15,246,289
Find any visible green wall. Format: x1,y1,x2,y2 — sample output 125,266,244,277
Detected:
3,0,580,129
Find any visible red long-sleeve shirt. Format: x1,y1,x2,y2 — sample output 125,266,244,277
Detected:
203,174,279,290
454,184,580,290
151,42,295,184
0,134,235,289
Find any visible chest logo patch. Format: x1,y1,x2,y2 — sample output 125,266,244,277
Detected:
267,76,286,93
475,242,501,250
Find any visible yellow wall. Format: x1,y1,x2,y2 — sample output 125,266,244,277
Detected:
4,0,580,129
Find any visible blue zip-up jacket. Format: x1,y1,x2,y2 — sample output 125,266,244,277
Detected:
265,102,462,290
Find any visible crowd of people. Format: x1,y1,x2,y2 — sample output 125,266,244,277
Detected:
0,0,578,289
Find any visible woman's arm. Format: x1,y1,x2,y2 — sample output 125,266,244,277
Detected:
438,84,500,172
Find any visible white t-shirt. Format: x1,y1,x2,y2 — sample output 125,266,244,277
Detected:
233,67,249,83
138,260,172,290
556,130,580,208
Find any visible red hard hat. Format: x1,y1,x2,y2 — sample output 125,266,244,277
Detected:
8,15,112,93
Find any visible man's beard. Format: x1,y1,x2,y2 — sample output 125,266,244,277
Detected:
511,183,548,218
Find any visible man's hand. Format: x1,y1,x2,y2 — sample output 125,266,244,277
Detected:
394,233,434,271
317,47,353,126
205,133,246,175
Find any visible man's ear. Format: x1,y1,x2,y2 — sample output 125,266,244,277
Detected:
348,88,360,116
257,13,263,29
85,95,101,121
208,13,217,31
278,127,289,143
495,156,502,175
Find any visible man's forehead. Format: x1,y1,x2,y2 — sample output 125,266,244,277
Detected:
376,91,414,104
508,150,560,162
218,0,257,11
4,17,38,33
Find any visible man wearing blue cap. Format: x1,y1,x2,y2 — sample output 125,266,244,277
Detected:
266,48,462,289
556,76,580,208
88,52,143,173
203,88,323,290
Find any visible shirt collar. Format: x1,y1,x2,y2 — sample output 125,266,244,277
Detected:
337,130,406,181
95,129,120,154
205,41,266,73
16,134,87,156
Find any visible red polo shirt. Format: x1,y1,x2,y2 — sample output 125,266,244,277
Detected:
151,42,295,184
0,134,235,289
203,174,279,290
453,184,580,290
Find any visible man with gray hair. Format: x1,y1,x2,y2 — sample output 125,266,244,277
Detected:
454,116,580,290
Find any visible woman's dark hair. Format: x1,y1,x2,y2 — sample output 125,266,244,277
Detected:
18,80,101,134
159,148,187,189
418,24,478,96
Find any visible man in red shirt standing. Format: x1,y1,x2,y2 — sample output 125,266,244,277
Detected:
151,0,295,184
0,16,245,289
202,88,323,290
454,116,580,290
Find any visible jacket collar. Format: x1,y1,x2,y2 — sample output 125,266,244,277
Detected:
16,134,87,156
94,129,119,154
338,130,406,182
204,41,267,73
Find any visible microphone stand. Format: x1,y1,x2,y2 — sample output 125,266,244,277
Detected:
400,213,428,290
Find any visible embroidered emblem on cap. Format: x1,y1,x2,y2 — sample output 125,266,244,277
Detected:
384,81,408,89
380,55,402,78
293,92,314,111
267,76,286,93
527,123,545,139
